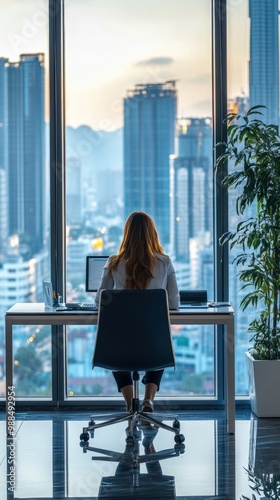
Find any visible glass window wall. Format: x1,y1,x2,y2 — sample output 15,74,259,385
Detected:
227,0,279,395
2,0,276,402
64,0,215,399
0,0,51,398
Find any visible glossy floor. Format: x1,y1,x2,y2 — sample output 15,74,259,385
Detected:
1,407,280,499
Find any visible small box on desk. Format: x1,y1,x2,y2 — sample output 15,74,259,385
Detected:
179,290,207,304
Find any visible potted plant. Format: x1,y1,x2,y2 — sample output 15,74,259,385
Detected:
215,105,280,416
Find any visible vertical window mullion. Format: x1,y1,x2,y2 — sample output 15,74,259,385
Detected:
212,0,229,404
212,0,228,300
49,0,66,403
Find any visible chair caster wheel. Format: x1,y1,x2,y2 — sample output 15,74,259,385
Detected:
175,443,185,454
174,433,185,444
80,432,90,442
80,441,89,452
173,419,180,429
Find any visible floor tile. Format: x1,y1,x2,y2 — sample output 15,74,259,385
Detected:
1,408,280,499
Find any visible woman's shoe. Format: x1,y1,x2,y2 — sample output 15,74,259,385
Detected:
141,399,154,412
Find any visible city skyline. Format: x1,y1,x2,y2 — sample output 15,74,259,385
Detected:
0,0,249,129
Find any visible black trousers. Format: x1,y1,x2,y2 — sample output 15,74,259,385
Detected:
112,370,164,392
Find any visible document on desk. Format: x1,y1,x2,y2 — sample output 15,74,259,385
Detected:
7,302,46,313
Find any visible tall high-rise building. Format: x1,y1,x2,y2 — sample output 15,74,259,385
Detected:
0,169,8,255
0,58,8,171
249,0,279,123
171,118,212,262
66,156,82,225
124,81,177,244
4,53,45,253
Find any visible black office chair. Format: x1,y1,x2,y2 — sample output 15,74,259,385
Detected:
80,289,185,445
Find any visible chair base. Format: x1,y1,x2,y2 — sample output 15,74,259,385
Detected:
80,373,185,446
80,406,185,445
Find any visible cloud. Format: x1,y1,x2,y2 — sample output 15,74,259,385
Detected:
136,56,174,66
182,73,211,85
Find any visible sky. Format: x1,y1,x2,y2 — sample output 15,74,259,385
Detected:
0,0,249,130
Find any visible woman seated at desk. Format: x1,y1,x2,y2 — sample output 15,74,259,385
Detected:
95,211,180,413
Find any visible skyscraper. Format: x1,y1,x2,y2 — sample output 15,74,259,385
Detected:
249,0,279,123
0,169,7,255
5,53,45,253
66,156,82,225
0,58,8,171
124,81,177,244
171,118,212,262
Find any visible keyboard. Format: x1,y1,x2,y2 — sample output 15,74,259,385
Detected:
64,302,97,311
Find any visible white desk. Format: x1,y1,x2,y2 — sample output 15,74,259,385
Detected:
5,303,235,434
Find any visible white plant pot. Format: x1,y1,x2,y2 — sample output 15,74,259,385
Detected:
245,351,280,417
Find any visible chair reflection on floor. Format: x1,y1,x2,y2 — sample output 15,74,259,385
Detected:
80,423,183,499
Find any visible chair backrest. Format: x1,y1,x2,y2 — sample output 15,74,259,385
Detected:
92,289,175,372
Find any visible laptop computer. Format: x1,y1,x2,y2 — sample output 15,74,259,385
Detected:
42,280,54,308
179,290,208,308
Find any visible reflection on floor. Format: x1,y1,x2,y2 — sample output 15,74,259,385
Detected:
1,408,280,499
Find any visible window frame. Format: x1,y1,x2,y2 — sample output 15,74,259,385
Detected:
46,0,230,408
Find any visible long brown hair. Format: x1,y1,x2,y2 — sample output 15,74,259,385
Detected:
108,212,164,289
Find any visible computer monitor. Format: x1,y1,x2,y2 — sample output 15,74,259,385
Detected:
86,256,109,292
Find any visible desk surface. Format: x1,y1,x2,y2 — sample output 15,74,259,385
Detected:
6,302,234,316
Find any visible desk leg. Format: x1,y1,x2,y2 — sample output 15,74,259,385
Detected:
226,318,235,434
5,318,14,436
